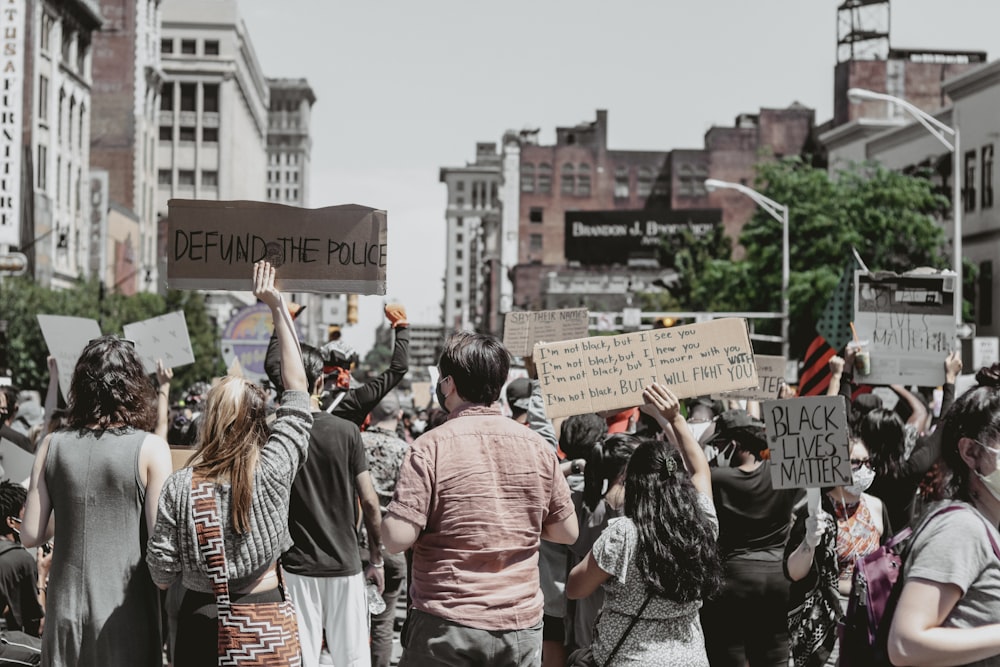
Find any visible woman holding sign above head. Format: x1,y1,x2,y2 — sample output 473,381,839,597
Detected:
783,437,892,666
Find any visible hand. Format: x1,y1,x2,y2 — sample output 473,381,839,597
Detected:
777,379,795,399
252,261,282,310
843,345,857,371
37,544,52,578
155,359,173,387
384,303,408,329
642,382,680,422
47,356,58,377
365,562,385,594
804,512,829,548
828,355,845,376
945,350,962,383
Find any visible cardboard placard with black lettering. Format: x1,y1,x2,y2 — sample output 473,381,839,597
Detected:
762,395,851,490
503,308,590,358
534,317,757,419
167,200,387,294
712,355,786,401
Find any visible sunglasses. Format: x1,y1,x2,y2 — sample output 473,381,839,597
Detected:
850,458,872,470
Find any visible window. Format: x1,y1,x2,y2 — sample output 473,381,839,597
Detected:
179,126,195,141
178,170,195,186
38,75,48,121
983,144,994,210
678,165,694,196
291,188,298,200
456,217,463,227
202,170,218,187
181,40,196,54
160,85,173,111
529,233,543,252
964,151,977,213
37,145,46,190
456,180,464,191
40,13,52,52
520,163,535,192
637,167,653,197
204,40,219,55
980,260,993,326
76,37,88,73
614,166,629,198
456,232,463,243
457,249,463,260
158,126,172,141
576,163,591,197
203,84,219,112
202,127,218,143
456,265,463,276
455,299,462,310
157,169,171,185
538,163,552,193
180,83,196,111
456,197,464,207
529,207,543,223
160,38,172,54
55,156,60,202
561,163,575,195
61,28,72,64
455,282,463,293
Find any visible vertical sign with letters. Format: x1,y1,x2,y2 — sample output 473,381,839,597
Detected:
0,0,23,246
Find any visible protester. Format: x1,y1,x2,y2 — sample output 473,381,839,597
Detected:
701,410,803,667
567,383,722,665
146,261,312,667
383,331,578,667
23,334,172,666
0,480,47,636
282,342,383,667
887,363,1000,666
784,437,891,666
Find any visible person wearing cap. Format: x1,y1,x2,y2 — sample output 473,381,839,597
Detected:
700,409,804,667
506,377,533,424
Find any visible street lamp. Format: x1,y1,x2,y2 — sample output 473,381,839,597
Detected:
847,87,962,330
704,178,790,361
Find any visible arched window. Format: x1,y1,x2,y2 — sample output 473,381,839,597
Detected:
576,163,591,197
520,163,535,193
637,166,653,197
561,163,575,195
538,163,552,193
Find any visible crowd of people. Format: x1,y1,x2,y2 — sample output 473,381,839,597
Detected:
0,260,999,666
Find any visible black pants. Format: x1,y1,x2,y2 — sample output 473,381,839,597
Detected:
174,586,284,667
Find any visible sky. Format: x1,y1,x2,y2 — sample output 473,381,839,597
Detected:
237,0,1000,356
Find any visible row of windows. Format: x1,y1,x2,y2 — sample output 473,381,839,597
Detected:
161,38,219,56
159,126,218,143
38,76,87,153
268,153,301,166
158,169,218,187
521,163,660,198
160,83,220,113
453,180,498,208
267,170,299,184
40,12,89,74
268,187,300,200
36,145,82,212
964,144,995,213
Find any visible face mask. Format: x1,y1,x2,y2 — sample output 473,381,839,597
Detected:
435,380,449,411
715,442,736,468
411,419,426,434
844,465,876,496
974,440,1000,502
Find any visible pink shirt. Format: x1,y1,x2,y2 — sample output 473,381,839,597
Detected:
387,403,574,631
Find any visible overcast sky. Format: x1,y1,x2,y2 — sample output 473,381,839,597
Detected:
238,0,1000,356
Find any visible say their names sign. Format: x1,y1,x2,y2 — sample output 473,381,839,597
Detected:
763,396,851,489
503,308,589,358
534,317,757,419
167,200,387,294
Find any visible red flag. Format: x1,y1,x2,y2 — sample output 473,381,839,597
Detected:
799,336,836,396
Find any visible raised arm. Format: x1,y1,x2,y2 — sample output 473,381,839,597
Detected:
890,384,929,433
42,356,59,435
154,359,172,441
254,261,306,394
642,382,711,498
22,434,55,548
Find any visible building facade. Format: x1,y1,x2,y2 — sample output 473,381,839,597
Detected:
265,77,313,207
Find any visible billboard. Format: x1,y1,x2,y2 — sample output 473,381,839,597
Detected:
564,208,721,265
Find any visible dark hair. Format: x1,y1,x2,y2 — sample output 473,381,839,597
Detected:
424,407,449,432
0,481,26,537
730,425,769,461
0,386,17,424
67,336,155,431
624,439,723,603
938,363,1000,502
850,393,883,434
438,332,510,405
559,413,608,462
583,433,639,512
859,408,905,481
301,344,324,390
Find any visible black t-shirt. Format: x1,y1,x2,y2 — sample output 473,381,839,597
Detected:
0,541,42,635
711,461,804,560
283,412,368,576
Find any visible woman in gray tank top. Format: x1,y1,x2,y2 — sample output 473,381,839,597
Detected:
22,334,173,666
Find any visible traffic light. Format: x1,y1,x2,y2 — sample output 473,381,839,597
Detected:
0,253,27,276
346,294,358,325
654,316,677,329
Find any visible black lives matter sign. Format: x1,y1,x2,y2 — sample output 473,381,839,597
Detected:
763,396,851,489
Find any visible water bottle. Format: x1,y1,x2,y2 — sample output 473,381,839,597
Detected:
366,581,386,615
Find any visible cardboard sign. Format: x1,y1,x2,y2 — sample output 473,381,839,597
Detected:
37,315,103,401
854,271,955,386
713,355,786,401
503,309,589,358
534,318,757,419
123,311,195,374
763,396,852,489
167,200,387,294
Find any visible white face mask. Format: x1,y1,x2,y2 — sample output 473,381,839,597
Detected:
844,465,876,496
974,440,1000,502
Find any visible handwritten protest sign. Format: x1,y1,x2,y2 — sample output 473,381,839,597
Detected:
123,311,195,374
37,315,102,400
854,271,955,385
534,318,756,419
763,395,851,489
503,308,589,358
167,200,387,294
713,355,785,401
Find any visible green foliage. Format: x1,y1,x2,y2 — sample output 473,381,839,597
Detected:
0,277,224,396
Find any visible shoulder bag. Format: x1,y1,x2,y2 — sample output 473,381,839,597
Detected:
566,593,653,667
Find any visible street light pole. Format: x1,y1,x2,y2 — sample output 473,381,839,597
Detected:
705,178,790,361
847,88,962,330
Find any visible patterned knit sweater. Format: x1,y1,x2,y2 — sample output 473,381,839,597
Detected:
146,390,313,593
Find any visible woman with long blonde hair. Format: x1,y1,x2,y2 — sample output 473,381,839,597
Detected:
147,261,313,666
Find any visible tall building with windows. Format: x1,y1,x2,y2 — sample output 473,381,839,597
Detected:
266,78,314,207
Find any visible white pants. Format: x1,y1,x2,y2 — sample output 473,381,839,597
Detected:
285,571,371,667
